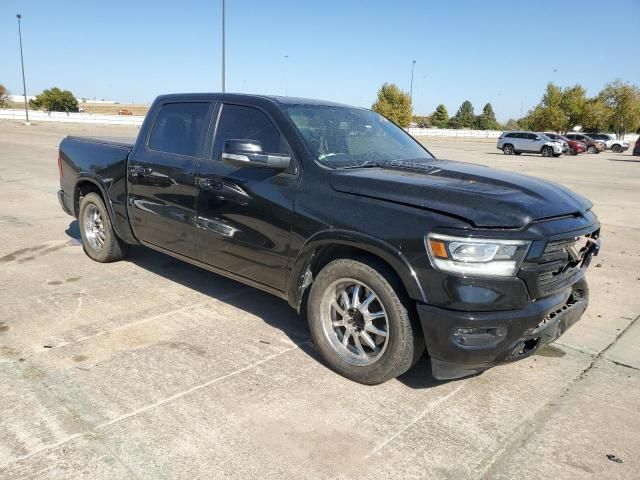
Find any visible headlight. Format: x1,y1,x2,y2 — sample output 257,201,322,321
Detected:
426,234,530,277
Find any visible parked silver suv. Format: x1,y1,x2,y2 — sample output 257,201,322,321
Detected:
583,133,629,153
497,131,564,157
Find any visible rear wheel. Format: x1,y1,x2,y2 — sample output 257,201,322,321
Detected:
502,144,514,155
79,192,128,262
612,144,622,153
541,146,553,157
307,258,424,385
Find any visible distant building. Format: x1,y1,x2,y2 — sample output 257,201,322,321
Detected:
78,98,117,104
8,95,36,103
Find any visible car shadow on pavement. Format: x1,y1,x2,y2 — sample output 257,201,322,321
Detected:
65,220,446,390
607,157,640,163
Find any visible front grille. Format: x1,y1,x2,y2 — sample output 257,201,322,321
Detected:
536,232,598,294
521,229,599,298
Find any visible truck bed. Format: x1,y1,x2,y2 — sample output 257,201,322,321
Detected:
66,135,137,148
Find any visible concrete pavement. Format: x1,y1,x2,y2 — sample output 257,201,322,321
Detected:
0,121,638,479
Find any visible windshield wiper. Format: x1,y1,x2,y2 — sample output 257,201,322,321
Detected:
338,161,388,170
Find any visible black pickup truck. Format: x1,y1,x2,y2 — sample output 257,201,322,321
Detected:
57,93,601,384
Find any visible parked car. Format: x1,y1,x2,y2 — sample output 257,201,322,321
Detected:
118,109,133,116
497,131,564,157
634,137,640,156
584,133,629,153
544,133,587,155
564,133,606,154
57,93,601,384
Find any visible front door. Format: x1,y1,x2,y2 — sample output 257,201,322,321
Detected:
195,103,299,291
127,101,212,258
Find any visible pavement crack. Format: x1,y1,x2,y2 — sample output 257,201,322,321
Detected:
366,382,467,458
603,357,640,372
96,341,309,433
478,312,640,478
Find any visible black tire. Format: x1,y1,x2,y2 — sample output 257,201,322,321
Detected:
569,147,576,156
552,153,561,157
307,258,425,385
587,145,597,154
612,144,622,153
514,152,521,155
502,144,514,155
541,146,553,157
79,192,128,262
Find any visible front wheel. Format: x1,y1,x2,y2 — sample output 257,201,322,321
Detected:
79,192,128,262
569,147,576,156
541,146,553,157
307,258,424,385
612,144,622,153
587,145,597,154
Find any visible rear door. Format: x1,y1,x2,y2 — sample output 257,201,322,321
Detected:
513,133,527,151
528,133,543,152
194,102,299,291
127,101,213,258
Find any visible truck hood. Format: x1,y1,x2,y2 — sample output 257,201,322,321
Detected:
329,160,592,228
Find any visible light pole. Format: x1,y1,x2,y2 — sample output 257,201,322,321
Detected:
16,14,30,125
284,55,288,96
221,0,226,92
409,60,416,105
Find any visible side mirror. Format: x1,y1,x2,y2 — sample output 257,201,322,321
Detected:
221,139,291,170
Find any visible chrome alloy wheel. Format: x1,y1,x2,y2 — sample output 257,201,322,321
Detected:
83,204,106,251
320,279,389,366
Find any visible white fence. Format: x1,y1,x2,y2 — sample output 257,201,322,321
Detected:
1,109,637,144
407,127,503,138
407,127,639,143
0,108,144,126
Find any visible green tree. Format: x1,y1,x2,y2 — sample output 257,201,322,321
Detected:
0,84,9,108
450,100,475,128
476,103,499,130
430,104,449,128
526,104,565,132
559,85,588,131
371,83,412,128
525,83,566,132
525,82,591,133
599,79,640,138
503,118,521,130
29,87,79,112
413,115,431,128
582,97,612,133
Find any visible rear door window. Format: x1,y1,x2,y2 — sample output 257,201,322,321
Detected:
148,102,211,157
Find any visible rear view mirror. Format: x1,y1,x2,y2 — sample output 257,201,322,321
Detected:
221,139,291,170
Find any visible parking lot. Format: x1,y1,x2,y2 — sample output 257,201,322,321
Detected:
0,121,638,479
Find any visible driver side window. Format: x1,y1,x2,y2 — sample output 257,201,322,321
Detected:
213,104,290,161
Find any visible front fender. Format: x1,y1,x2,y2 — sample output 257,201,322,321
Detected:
286,229,427,311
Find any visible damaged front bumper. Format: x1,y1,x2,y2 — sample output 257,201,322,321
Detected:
417,279,588,380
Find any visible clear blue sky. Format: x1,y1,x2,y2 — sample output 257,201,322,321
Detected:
1,0,639,120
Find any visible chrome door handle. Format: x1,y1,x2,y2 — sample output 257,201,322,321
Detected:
196,177,222,191
128,165,152,176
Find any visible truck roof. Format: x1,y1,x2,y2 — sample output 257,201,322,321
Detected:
153,93,358,109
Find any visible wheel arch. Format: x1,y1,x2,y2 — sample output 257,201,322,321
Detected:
74,176,129,242
286,230,427,312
